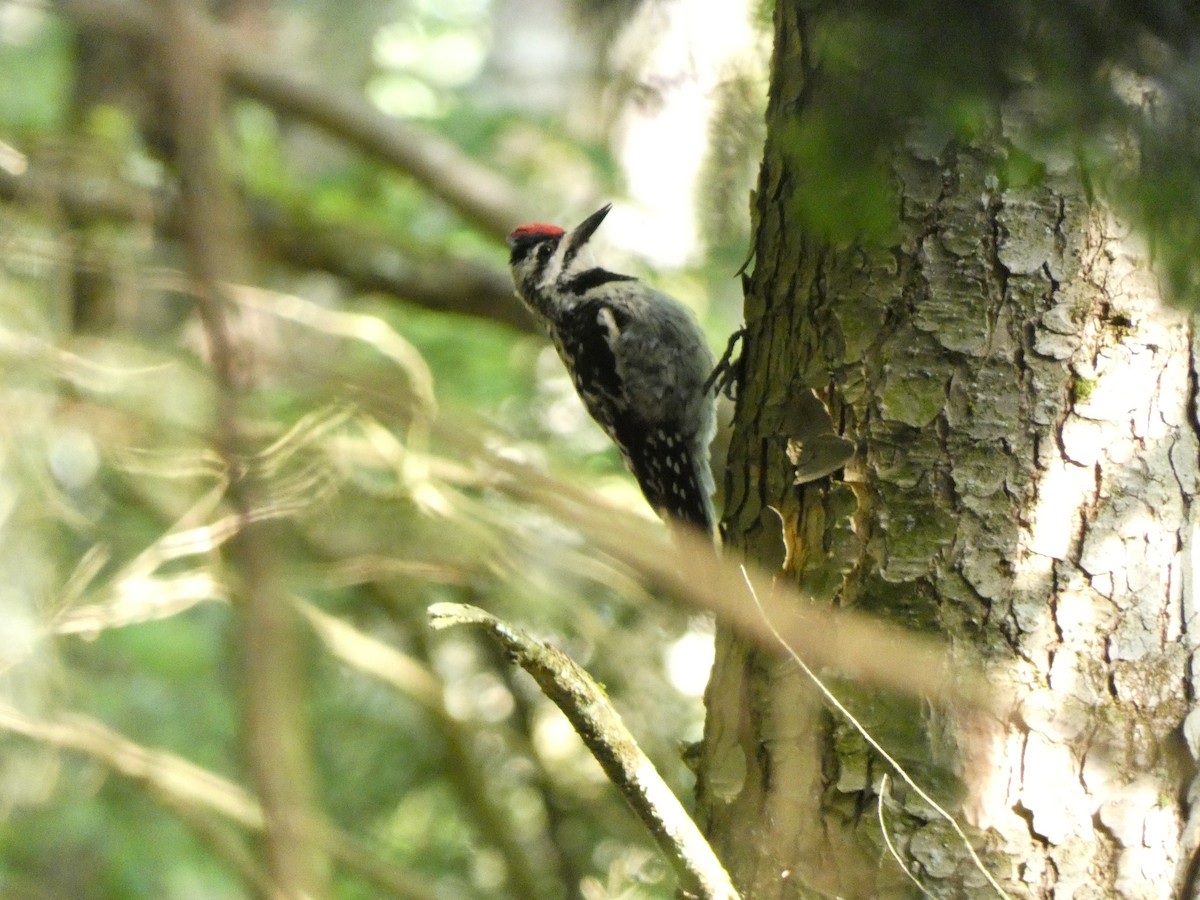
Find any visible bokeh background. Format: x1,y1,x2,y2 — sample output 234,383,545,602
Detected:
0,1,768,897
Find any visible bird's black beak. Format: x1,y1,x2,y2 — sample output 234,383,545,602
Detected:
563,203,611,263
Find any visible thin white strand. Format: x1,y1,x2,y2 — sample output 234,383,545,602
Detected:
877,774,935,898
740,565,1012,900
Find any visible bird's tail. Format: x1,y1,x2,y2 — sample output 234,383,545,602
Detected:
634,431,715,539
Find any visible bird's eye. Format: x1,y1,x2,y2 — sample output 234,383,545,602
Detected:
537,243,553,261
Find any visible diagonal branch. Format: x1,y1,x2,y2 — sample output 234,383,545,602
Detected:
228,64,523,241
59,0,527,240
429,603,741,900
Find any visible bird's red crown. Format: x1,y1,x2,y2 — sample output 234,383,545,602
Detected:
508,223,565,241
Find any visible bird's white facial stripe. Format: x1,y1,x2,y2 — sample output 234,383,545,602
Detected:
535,239,569,290
554,236,595,287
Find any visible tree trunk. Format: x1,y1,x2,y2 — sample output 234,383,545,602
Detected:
696,2,1199,897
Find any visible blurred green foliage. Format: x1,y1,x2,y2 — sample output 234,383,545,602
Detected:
0,18,70,131
0,2,731,896
2,0,1196,897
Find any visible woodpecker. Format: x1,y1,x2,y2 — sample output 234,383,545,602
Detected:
507,204,717,535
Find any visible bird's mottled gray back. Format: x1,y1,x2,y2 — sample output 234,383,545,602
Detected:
506,205,718,535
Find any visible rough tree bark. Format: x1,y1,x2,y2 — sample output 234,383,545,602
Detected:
696,2,1199,897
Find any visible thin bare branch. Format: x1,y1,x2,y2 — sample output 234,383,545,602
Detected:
300,587,569,900
429,602,741,900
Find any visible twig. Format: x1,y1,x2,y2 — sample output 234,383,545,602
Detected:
428,602,740,900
